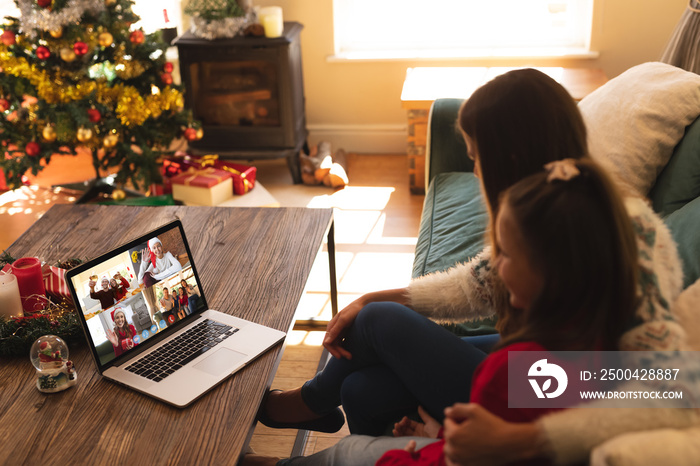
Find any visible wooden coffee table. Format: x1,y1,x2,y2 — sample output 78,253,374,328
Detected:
0,204,336,465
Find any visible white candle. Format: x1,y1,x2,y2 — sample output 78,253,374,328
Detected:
259,6,284,38
0,273,24,319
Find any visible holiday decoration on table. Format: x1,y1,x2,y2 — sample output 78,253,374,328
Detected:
30,335,77,393
184,0,256,40
0,0,202,193
171,166,233,206
0,253,83,358
11,257,47,314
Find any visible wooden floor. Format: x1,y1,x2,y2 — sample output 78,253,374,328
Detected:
0,152,426,459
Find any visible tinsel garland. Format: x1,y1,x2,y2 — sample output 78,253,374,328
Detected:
0,256,84,358
0,52,185,127
190,12,255,40
17,0,106,39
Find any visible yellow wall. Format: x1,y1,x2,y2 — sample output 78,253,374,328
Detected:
182,0,689,152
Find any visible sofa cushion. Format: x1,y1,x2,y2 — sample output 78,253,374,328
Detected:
578,62,700,196
649,115,700,218
413,172,488,278
664,195,700,289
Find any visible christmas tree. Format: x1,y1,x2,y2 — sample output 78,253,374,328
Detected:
0,0,201,192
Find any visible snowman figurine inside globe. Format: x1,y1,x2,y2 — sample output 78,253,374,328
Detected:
30,335,77,393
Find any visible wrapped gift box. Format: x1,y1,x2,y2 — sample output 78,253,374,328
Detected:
171,167,233,206
154,153,256,197
216,162,256,195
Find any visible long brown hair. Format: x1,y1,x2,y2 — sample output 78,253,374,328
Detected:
113,309,135,340
495,159,638,351
458,68,589,251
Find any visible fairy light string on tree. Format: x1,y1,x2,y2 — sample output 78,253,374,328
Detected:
0,0,202,192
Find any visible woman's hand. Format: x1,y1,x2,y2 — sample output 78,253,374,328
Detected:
323,288,410,360
393,406,441,438
105,328,118,347
141,247,150,264
442,403,547,466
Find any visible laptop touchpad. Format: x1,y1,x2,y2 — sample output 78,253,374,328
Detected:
194,348,248,376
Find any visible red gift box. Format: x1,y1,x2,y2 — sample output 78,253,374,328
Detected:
171,167,234,206
157,153,256,196
171,167,232,188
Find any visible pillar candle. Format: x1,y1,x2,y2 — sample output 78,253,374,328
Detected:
11,257,47,314
259,6,283,38
0,273,23,319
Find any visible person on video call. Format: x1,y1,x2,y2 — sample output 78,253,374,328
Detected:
181,279,200,316
106,308,139,357
138,237,182,287
89,276,116,310
110,272,130,301
160,287,177,322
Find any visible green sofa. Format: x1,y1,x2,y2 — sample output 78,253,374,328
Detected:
412,98,700,336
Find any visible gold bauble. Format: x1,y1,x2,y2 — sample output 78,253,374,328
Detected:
195,128,204,140
42,125,57,142
105,0,117,5
103,133,118,148
49,27,63,39
76,127,93,142
60,48,76,62
111,188,126,201
98,32,113,47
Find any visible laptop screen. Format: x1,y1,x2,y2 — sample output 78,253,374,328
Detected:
67,220,207,369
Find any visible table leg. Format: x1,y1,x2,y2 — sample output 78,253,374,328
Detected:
327,221,338,317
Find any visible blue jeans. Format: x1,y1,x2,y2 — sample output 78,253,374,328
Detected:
300,302,488,436
277,435,440,466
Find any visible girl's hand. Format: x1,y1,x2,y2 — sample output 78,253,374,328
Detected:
141,248,150,264
393,406,441,438
403,440,417,454
105,328,118,347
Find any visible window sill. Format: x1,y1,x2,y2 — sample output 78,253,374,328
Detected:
327,48,599,63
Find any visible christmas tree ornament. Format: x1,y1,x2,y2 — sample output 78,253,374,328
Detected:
111,188,126,201
76,127,93,142
49,27,63,38
1,30,16,46
73,41,88,56
37,0,52,8
185,0,254,40
195,128,204,140
36,46,50,60
58,47,76,62
97,31,113,47
163,62,174,73
0,99,10,112
30,335,77,393
25,141,41,157
184,127,197,141
105,0,116,5
129,30,144,45
161,72,173,86
42,125,57,142
87,108,101,123
103,133,118,148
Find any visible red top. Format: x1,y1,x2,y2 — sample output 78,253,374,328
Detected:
179,294,188,307
113,324,138,357
376,341,557,466
112,277,130,301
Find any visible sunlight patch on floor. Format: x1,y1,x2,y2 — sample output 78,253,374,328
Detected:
305,186,395,211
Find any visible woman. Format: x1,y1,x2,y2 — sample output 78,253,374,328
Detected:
106,308,138,358
181,279,200,316
110,272,130,301
138,237,182,288
177,287,188,320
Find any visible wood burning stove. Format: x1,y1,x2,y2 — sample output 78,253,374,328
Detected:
174,22,308,183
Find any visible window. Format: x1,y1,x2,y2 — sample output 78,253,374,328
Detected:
333,0,594,59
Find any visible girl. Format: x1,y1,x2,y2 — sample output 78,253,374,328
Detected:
181,279,200,316
177,287,188,320
375,158,638,465
260,68,685,443
110,272,130,301
106,309,139,358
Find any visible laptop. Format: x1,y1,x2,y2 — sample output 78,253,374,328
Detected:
66,219,286,407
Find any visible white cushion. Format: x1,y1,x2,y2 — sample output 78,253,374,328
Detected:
578,62,700,195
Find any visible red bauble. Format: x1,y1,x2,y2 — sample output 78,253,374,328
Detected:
73,41,88,56
36,46,50,60
129,30,144,45
37,0,52,7
25,141,41,157
183,128,197,141
87,108,101,123
0,99,9,112
160,73,173,86
163,62,174,73
1,30,15,46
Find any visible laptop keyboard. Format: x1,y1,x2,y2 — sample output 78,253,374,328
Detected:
125,319,239,382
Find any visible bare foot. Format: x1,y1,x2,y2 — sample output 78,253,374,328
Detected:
239,454,281,466
265,387,321,423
